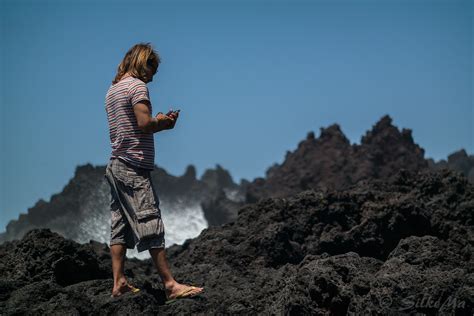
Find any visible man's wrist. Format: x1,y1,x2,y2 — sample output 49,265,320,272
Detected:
153,117,163,131
145,116,160,133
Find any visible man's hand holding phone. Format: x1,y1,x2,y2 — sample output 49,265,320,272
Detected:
155,108,180,131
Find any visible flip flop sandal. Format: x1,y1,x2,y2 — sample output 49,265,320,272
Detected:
110,284,141,298
128,284,141,293
165,285,203,305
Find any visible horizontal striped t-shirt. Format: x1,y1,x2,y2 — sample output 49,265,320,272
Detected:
105,74,155,170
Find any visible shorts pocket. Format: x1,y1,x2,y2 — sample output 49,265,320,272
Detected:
132,176,161,220
136,215,164,240
136,209,159,221
114,168,139,188
112,160,161,221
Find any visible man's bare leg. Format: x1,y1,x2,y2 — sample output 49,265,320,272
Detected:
149,247,204,299
110,244,133,297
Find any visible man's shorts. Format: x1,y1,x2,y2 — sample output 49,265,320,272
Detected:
104,157,165,252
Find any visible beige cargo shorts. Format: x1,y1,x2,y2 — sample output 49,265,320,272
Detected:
104,157,165,252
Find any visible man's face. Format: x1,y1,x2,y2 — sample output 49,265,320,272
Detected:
146,67,157,83
145,70,153,83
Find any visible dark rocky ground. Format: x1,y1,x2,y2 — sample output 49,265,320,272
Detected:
0,167,472,315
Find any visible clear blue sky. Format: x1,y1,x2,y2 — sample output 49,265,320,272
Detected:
1,0,472,232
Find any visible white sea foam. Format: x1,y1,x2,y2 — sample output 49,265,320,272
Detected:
125,201,208,260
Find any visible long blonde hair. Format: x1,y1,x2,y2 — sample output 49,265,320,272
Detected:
112,42,161,84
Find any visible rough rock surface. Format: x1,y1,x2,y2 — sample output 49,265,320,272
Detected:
245,115,429,203
1,168,472,315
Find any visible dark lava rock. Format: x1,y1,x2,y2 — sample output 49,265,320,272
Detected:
1,167,471,315
162,168,473,315
0,229,111,289
245,115,429,203
200,187,244,226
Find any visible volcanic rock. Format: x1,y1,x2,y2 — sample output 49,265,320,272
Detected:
1,168,472,314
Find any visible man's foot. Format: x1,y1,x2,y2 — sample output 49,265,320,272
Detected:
111,277,140,297
165,282,204,301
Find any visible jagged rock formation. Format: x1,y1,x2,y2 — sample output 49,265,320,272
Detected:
0,168,472,315
222,115,473,228
245,115,429,203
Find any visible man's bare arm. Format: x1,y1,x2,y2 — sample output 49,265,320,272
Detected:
133,101,174,133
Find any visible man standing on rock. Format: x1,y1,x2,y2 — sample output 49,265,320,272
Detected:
104,42,204,302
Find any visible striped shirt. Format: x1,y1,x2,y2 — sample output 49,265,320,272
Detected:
105,75,155,170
